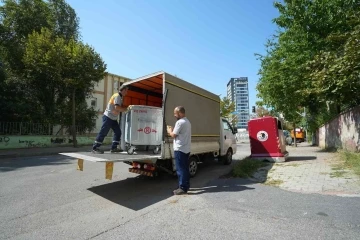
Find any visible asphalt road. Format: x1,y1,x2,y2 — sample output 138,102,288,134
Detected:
0,144,359,240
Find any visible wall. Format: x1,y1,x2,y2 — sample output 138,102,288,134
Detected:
0,136,113,150
316,106,360,152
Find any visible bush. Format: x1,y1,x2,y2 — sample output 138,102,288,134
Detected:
232,157,269,178
340,151,360,177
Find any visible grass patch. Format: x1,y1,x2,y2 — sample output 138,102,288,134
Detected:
264,179,284,187
232,157,269,178
330,162,347,178
328,150,360,178
330,170,346,178
340,151,360,177
331,166,343,171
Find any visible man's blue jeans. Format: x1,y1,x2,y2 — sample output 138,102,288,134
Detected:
174,150,190,192
93,115,121,150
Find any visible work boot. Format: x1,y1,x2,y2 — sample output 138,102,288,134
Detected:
92,148,104,154
173,188,187,195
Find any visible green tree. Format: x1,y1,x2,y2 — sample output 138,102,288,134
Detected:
0,0,83,123
256,0,360,137
23,28,106,145
220,97,237,127
48,0,80,41
0,0,79,72
0,0,53,73
308,25,360,108
255,106,270,117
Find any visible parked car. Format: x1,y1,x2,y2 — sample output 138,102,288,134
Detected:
283,130,293,145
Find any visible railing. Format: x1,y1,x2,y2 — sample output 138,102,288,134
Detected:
0,122,93,136
236,131,250,143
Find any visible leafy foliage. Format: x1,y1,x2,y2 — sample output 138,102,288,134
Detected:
256,0,360,132
220,97,237,126
0,0,106,138
22,28,106,127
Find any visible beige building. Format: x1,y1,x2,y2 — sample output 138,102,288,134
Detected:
86,73,131,133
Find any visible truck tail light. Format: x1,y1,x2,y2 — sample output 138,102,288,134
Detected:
132,162,141,169
144,164,155,171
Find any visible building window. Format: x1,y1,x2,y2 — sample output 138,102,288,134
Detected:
91,98,97,107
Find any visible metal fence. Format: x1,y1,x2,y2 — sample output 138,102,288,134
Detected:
0,122,92,136
236,131,250,143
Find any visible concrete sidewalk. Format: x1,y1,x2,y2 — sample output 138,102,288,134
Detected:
0,145,94,159
252,144,360,197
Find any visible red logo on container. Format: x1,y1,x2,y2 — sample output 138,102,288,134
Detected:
144,127,151,134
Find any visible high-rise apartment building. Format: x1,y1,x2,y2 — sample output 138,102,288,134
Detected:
227,77,249,129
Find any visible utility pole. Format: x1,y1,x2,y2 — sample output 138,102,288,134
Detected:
293,122,297,147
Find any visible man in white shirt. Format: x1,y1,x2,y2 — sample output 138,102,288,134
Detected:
167,106,191,195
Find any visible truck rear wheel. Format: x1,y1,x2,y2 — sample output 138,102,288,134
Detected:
189,156,198,178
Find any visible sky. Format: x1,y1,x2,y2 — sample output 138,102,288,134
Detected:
66,0,280,109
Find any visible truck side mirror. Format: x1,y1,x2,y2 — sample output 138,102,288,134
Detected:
233,127,237,134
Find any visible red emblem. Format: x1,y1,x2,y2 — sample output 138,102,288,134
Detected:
144,127,151,134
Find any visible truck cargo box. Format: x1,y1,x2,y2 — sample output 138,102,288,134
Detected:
120,71,221,159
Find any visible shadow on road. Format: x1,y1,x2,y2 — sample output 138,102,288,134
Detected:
287,156,317,161
187,181,255,195
315,147,338,153
88,160,256,211
88,175,176,211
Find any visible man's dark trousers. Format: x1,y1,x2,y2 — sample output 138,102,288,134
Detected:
174,150,190,192
93,115,121,150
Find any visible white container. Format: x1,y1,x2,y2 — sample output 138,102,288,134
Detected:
124,105,163,154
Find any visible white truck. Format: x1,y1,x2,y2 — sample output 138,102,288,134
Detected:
60,71,237,180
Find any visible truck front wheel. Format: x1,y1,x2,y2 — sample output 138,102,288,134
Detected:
222,148,233,165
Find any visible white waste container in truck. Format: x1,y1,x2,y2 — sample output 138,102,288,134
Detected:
124,105,163,155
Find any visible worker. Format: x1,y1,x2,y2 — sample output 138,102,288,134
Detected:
167,106,192,195
92,85,129,154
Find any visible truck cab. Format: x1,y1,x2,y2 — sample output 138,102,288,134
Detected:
219,117,238,165
185,117,238,178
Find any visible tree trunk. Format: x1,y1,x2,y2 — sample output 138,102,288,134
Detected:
72,88,77,147
336,104,341,114
293,122,297,147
